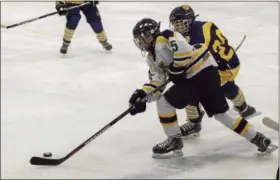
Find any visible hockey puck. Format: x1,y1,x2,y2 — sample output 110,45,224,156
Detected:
43,152,52,157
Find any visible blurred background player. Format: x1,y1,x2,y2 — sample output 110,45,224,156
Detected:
169,5,259,138
55,0,112,54
128,18,273,158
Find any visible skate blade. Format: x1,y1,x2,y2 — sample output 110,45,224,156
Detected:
266,144,278,154
182,132,200,139
258,144,278,155
228,109,262,120
152,149,183,159
245,111,262,120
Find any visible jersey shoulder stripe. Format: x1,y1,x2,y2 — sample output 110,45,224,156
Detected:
156,29,174,44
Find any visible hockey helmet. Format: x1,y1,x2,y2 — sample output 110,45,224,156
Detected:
132,18,161,52
169,5,196,36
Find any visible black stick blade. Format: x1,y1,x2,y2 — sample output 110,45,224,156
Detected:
30,156,64,166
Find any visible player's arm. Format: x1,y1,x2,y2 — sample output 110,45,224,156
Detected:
128,56,167,116
141,57,167,102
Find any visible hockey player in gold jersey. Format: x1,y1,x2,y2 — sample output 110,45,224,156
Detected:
169,5,260,138
128,18,273,158
55,0,112,54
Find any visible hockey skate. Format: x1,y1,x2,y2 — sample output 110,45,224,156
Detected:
235,105,261,119
101,41,112,51
180,111,204,138
60,42,70,54
180,121,201,139
152,134,183,159
250,132,278,154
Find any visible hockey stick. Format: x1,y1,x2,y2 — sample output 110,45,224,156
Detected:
235,35,246,52
30,80,170,166
1,2,90,29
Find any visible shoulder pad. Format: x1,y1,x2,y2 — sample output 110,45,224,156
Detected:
159,29,174,39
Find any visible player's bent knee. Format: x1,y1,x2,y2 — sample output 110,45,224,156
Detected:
157,96,175,111
164,92,186,109
222,81,239,100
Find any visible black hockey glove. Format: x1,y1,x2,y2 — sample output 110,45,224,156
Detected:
129,89,147,116
168,62,187,84
55,1,68,16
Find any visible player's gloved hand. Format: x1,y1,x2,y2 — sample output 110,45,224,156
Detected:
129,89,147,115
55,1,68,16
168,62,187,84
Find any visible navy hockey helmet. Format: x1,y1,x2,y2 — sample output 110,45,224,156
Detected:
169,5,196,36
132,18,161,52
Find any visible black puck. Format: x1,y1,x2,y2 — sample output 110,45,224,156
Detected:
43,152,52,157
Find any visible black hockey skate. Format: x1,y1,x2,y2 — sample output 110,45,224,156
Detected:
60,42,70,54
180,111,204,138
180,121,201,139
250,132,278,153
235,105,261,119
152,134,183,159
101,41,112,51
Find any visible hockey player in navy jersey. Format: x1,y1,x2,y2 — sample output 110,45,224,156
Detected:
55,0,112,54
169,5,259,138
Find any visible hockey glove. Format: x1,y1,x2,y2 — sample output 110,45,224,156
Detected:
168,62,187,84
55,1,68,16
129,89,147,116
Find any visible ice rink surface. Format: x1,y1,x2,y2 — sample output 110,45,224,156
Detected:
1,1,279,179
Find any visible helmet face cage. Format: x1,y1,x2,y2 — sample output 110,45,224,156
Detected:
170,19,191,36
169,5,195,36
133,30,154,51
133,18,159,52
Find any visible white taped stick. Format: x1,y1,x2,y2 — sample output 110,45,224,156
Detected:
262,117,279,131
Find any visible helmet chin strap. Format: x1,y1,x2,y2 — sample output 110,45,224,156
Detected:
156,21,161,32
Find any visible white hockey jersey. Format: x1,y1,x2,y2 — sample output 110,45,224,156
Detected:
142,29,217,102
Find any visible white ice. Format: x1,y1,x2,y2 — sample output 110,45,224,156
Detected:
1,1,278,179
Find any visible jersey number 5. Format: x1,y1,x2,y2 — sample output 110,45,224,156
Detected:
212,29,234,61
170,40,178,51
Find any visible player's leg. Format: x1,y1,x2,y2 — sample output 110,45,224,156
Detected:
180,103,204,138
152,81,201,157
60,6,81,54
219,66,259,119
201,68,272,152
81,5,112,51
222,81,258,119
152,95,184,158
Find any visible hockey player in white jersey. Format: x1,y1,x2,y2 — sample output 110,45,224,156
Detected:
128,18,273,158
